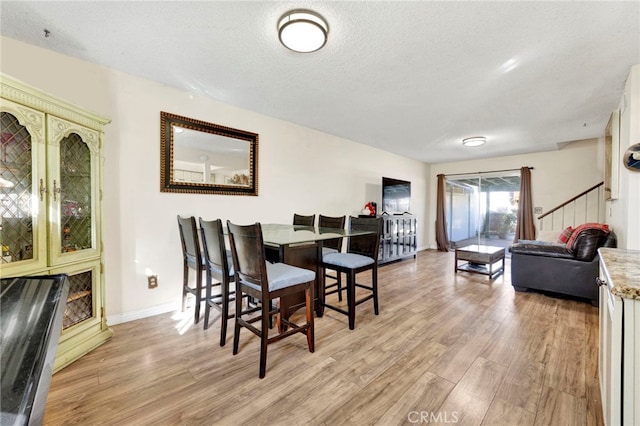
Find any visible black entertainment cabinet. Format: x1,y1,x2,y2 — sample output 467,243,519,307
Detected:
379,214,417,264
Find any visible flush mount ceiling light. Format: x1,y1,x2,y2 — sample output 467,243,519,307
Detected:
278,10,328,53
462,136,487,147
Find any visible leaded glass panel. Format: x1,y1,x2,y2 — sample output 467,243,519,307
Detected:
60,133,92,254
0,112,34,264
63,270,93,328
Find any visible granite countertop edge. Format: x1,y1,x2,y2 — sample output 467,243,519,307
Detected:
599,247,640,300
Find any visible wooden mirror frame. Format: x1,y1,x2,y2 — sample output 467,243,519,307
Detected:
160,111,258,195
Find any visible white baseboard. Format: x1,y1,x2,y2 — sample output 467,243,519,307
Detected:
107,301,179,326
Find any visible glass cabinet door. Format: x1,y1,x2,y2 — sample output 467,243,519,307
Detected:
48,116,101,266
62,267,95,329
51,259,107,370
0,102,47,276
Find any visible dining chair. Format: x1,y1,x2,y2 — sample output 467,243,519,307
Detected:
321,216,382,330
318,214,346,302
198,217,236,346
177,215,206,324
227,220,315,379
293,213,315,226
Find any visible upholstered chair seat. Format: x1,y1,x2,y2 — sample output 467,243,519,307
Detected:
323,252,375,269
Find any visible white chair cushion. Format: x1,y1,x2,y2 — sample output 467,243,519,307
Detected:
323,252,374,269
266,262,315,292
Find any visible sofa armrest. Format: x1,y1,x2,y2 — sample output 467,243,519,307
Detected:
510,243,575,260
571,228,613,261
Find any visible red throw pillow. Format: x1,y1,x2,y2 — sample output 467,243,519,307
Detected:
565,223,610,249
557,226,574,244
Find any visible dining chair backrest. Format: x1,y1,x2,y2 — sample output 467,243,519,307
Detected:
198,217,235,343
226,221,268,292
199,218,231,281
177,215,206,324
347,216,382,260
318,214,346,252
177,215,202,269
293,213,315,227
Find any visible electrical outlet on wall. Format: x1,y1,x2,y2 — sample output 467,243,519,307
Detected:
148,275,158,289
534,207,543,214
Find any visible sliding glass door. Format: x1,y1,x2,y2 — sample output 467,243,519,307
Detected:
445,172,520,249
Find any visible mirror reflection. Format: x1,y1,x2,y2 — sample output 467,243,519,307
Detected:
173,127,250,186
160,112,258,195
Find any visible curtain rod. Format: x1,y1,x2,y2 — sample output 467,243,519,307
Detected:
443,167,533,177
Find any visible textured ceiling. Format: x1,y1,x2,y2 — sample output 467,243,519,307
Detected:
1,1,639,164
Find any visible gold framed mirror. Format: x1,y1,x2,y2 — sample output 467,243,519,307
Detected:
160,112,258,195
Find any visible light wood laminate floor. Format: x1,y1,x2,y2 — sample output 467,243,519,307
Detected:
44,249,603,425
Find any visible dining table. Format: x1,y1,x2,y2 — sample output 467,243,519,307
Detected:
259,223,374,322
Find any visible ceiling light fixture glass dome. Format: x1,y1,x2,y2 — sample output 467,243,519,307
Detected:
278,10,328,53
462,136,487,147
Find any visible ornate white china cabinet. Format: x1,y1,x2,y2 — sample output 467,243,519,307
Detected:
0,74,112,371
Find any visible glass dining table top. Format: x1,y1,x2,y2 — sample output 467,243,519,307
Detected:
260,224,371,246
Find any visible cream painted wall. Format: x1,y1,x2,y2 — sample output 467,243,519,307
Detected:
1,37,430,323
608,65,640,250
428,139,604,248
2,35,636,323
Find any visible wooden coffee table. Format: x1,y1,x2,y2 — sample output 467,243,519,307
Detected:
455,244,505,279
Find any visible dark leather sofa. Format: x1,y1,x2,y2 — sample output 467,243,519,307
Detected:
510,227,616,306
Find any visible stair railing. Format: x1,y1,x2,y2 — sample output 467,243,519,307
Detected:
538,182,604,231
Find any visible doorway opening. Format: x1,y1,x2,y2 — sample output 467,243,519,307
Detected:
445,172,521,250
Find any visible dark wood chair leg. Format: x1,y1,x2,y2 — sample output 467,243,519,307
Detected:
203,272,212,330
337,272,343,301
194,271,202,324
182,264,188,312
319,266,327,318
306,286,315,352
372,266,379,315
347,270,356,330
219,277,229,346
371,265,379,315
259,298,270,379
269,300,274,329
233,286,242,355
